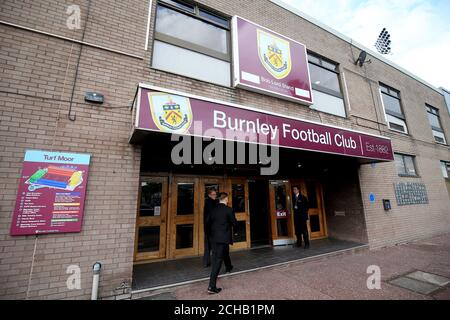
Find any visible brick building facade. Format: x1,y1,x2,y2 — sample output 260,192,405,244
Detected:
0,0,449,299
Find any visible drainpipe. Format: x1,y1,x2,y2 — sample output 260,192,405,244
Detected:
91,262,102,300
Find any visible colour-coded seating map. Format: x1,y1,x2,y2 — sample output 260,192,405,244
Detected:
10,150,91,236
26,166,84,191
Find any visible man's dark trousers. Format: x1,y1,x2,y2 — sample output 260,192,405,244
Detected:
203,197,217,267
203,234,211,266
296,219,309,246
208,242,232,289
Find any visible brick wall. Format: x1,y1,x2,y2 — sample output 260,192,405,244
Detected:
0,0,146,299
0,0,449,299
323,165,368,244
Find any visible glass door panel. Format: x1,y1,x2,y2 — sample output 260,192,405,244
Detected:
134,177,168,261
295,180,327,240
227,179,250,250
269,180,295,245
169,177,200,258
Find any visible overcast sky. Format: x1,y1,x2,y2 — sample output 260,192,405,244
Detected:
279,0,450,90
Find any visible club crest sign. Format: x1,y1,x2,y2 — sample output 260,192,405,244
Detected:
148,92,192,134
257,29,292,79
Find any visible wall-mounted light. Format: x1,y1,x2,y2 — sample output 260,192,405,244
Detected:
85,92,104,104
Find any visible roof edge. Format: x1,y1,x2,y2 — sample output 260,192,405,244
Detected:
270,0,443,95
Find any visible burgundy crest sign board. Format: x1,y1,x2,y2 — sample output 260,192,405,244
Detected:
232,16,313,105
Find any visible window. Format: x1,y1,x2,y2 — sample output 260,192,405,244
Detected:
307,53,346,117
394,153,418,177
380,83,408,134
426,105,447,144
441,161,450,179
152,0,231,86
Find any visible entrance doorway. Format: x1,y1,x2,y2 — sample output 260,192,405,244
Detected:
291,180,327,239
134,175,327,263
269,180,296,245
249,180,270,247
134,176,169,261
134,175,251,262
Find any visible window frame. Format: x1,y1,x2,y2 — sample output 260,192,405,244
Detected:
440,161,450,179
426,104,447,144
307,52,343,99
394,153,419,177
154,0,231,62
307,51,347,118
379,83,409,134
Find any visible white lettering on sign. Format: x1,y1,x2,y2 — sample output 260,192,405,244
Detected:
365,142,390,154
334,134,357,150
213,110,278,140
282,124,332,145
213,110,363,151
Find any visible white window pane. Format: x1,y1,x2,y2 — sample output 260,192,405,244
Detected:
199,9,229,28
432,130,446,144
307,54,320,65
404,156,416,175
386,114,408,133
309,63,341,93
156,5,228,54
427,112,441,129
310,90,346,117
395,154,406,175
152,41,230,87
441,162,449,178
381,92,402,115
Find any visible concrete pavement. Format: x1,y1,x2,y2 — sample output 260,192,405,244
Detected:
138,233,450,300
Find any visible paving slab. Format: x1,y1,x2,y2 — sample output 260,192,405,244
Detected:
389,277,440,295
405,271,450,287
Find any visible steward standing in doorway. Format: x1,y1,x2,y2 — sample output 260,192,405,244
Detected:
206,192,237,294
292,186,310,249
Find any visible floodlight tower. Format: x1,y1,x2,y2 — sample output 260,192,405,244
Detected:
375,28,391,54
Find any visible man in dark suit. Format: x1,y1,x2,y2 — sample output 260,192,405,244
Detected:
292,186,310,249
206,192,237,294
203,187,217,267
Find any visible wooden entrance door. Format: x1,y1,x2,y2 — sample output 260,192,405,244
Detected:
303,180,327,239
168,176,200,259
268,180,295,245
134,176,168,261
134,175,253,262
292,180,327,240
227,178,251,250
168,176,235,259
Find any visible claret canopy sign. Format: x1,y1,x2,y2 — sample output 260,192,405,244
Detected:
131,85,394,162
232,16,313,105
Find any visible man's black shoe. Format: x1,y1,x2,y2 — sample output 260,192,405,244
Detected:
225,265,233,273
296,242,302,247
207,287,222,294
203,263,211,268
304,244,310,249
